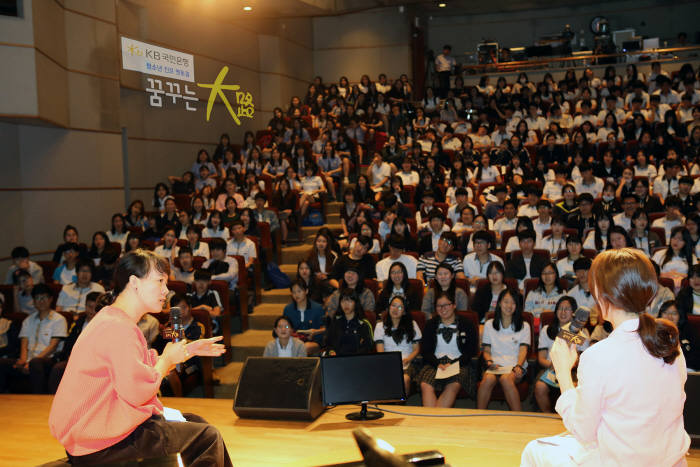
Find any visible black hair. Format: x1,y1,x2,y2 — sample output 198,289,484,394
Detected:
153,183,170,208
537,262,563,294
493,288,524,332
170,292,190,308
85,291,102,304
336,288,365,320
272,315,295,338
194,269,212,282
11,246,29,259
209,238,227,252
381,295,416,343
31,283,53,299
661,226,694,272
106,250,169,300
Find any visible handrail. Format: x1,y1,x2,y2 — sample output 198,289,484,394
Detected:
461,45,700,73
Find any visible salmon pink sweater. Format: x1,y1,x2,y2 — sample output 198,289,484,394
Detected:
49,306,164,456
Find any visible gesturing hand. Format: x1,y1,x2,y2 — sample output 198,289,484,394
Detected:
185,336,226,358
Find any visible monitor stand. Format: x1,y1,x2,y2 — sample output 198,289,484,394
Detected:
346,402,384,421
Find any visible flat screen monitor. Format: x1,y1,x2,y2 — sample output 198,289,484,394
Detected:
321,352,406,420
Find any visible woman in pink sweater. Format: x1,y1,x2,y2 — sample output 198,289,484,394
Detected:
49,250,230,466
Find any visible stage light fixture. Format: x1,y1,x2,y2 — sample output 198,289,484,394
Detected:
243,5,252,11
438,2,446,7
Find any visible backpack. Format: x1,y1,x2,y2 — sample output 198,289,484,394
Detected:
266,262,292,289
302,209,324,226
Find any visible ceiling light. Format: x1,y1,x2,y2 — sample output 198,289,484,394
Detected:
438,2,446,7
243,6,252,11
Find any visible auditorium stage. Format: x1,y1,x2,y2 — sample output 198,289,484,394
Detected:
3,395,699,466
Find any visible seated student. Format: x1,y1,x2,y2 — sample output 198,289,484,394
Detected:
52,242,81,286
460,214,493,254
608,226,634,249
137,310,160,349
195,164,217,193
185,226,210,259
537,216,568,261
653,159,681,203
376,235,418,281
524,262,565,331
376,262,422,313
324,288,374,356
52,225,88,264
462,231,503,289
416,193,442,233
542,166,570,202
612,193,638,231
154,228,180,264
107,214,129,248
226,220,257,271
381,217,418,255
326,267,375,314
283,280,325,355
534,296,590,413
504,216,535,253
574,163,604,199
417,232,465,285
48,291,102,393
417,290,477,408
252,192,280,237
675,264,700,318
659,300,700,371
566,257,596,319
505,229,547,288
93,246,120,288
451,205,476,236
170,246,196,284
187,270,223,333
141,213,162,242
556,234,584,283
483,184,509,221
421,262,469,317
447,187,474,224
56,259,105,313
492,200,519,245
532,200,553,241
477,288,531,411
553,184,579,221
263,316,307,358
201,211,230,241
203,238,239,293
471,262,509,324
652,195,685,243
0,284,67,394
4,246,43,285
583,213,613,251
652,226,696,288
330,235,376,288
375,295,421,395
12,270,37,315
517,185,542,218
348,222,381,254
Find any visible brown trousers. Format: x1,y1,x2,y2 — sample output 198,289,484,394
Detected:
67,413,232,467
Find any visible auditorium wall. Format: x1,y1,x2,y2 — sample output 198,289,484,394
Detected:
312,7,412,83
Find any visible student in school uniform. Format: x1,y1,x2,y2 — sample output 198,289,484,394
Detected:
263,316,307,358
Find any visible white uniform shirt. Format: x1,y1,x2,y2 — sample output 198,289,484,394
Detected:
56,282,105,313
462,253,503,280
19,311,68,360
373,321,422,361
375,255,418,281
226,238,257,262
554,318,689,466
482,319,531,369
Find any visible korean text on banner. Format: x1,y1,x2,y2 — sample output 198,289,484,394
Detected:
121,36,195,82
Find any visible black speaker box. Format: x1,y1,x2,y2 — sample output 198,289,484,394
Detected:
233,357,324,421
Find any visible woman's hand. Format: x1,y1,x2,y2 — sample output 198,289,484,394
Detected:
550,338,578,375
512,365,524,380
186,336,226,358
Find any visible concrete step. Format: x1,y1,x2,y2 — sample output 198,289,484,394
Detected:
259,287,292,304
325,201,342,214
213,361,244,386
326,212,340,223
300,223,343,239
280,263,297,282
281,244,312,265
248,303,286,330
229,330,270,361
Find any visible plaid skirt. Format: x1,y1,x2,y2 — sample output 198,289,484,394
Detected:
416,362,470,392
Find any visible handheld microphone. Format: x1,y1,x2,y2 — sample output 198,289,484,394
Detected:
170,306,184,343
557,306,590,346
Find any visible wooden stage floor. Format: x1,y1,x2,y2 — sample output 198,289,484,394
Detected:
2,395,699,466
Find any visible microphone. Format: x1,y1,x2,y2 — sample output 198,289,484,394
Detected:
557,306,590,346
170,306,184,343
170,306,184,372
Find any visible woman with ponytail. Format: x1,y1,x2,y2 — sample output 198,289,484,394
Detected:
49,249,231,466
522,248,689,466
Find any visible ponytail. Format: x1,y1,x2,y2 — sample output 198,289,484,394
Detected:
637,313,680,364
96,291,116,311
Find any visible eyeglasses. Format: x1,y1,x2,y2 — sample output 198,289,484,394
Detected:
440,238,453,245
542,271,557,276
436,303,453,310
390,304,404,310
277,324,291,329
34,295,50,301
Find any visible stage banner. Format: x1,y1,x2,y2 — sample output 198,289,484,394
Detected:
121,36,195,82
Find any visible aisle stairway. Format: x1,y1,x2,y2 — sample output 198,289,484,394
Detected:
214,202,343,387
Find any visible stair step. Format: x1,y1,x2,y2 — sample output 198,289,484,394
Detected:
213,361,245,386
248,303,286,330
280,244,312,265
300,223,343,238
326,212,340,223
229,330,270,361
280,263,297,282
260,288,292,304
